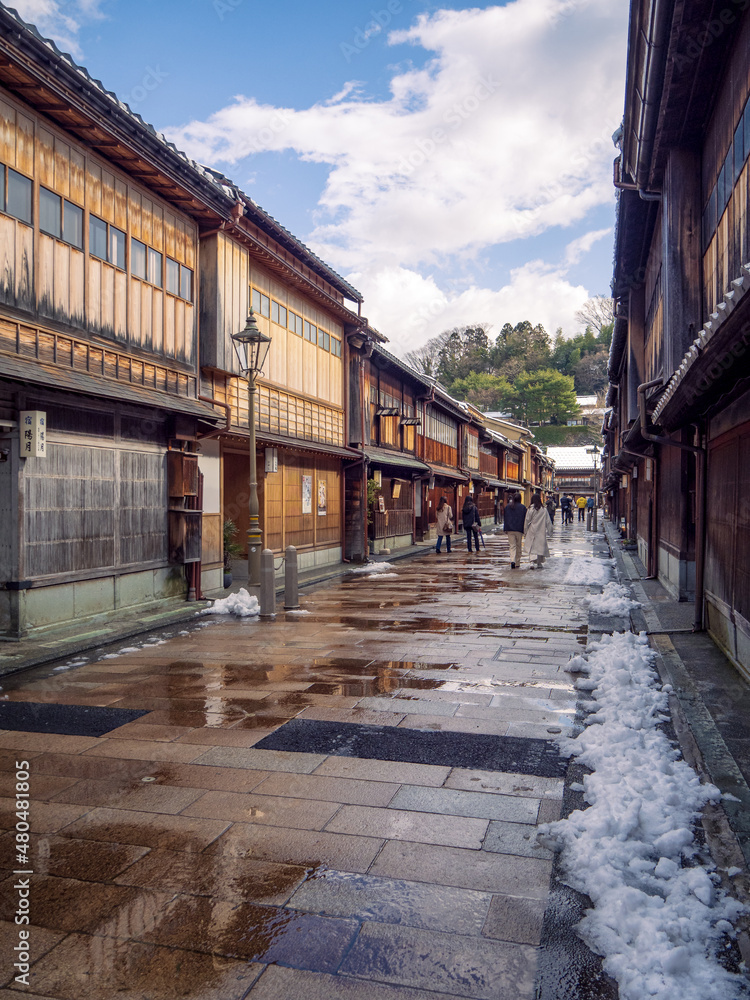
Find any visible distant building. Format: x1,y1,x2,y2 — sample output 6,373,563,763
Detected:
547,447,599,497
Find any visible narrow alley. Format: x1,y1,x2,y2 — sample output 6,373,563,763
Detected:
0,520,743,999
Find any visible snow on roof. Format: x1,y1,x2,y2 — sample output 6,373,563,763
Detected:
546,446,597,470
575,395,599,407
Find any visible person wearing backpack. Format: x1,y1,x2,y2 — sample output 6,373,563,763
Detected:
461,494,482,553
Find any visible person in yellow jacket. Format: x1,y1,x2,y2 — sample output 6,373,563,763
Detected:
576,495,587,521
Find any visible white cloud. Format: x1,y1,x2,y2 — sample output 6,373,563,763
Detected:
166,0,628,349
10,0,105,59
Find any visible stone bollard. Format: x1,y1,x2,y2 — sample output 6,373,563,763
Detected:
284,545,300,610
586,509,592,531
259,548,275,618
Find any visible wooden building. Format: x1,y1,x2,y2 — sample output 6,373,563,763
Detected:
198,185,364,576
0,9,227,637
607,0,750,679
0,6,366,637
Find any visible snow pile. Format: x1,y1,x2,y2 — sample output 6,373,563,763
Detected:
585,581,641,616
540,631,747,1000
200,588,260,617
349,562,395,574
564,557,613,586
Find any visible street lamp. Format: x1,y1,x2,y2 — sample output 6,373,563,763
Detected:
231,308,272,586
586,444,601,532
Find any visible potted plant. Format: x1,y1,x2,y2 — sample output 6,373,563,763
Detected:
223,519,242,588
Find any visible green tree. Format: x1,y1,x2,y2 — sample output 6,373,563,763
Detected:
450,371,514,411
436,325,492,384
573,349,609,395
507,370,579,425
491,321,551,372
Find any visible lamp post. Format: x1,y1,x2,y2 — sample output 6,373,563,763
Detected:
231,309,272,587
586,444,601,532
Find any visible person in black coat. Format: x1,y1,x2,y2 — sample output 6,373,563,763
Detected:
461,495,482,552
503,491,527,568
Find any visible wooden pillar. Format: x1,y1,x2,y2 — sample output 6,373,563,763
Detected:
662,148,702,373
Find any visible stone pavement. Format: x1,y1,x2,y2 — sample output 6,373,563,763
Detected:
0,520,689,998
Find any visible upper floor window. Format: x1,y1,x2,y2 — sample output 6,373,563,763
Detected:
251,288,270,317
165,255,193,301
131,238,147,279
39,185,83,249
147,248,162,288
331,336,342,358
91,214,125,268
1,166,32,225
304,320,317,344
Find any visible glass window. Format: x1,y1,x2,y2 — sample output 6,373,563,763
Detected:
271,300,279,324
180,264,192,301
331,337,341,357
131,238,147,279
295,313,303,336
735,119,745,185
744,101,750,172
110,226,125,269
0,164,4,211
260,292,270,317
148,248,162,287
39,187,61,238
63,201,83,249
252,288,261,313
321,330,330,351
90,214,108,260
7,169,31,224
166,257,180,295
278,304,287,328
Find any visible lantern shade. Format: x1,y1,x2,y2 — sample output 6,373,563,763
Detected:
231,308,272,374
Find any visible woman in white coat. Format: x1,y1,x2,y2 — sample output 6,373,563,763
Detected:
524,494,553,568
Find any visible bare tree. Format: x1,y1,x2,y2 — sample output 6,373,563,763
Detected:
404,331,451,378
575,296,614,336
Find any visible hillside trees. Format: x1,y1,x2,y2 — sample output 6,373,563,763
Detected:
413,298,613,415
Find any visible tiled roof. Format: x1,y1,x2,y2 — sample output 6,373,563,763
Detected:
546,446,597,471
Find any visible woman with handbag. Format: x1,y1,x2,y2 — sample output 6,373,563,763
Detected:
435,496,454,553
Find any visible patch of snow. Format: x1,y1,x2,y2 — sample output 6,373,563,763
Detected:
285,609,311,615
365,572,399,579
349,562,396,574
538,631,747,999
564,557,612,587
585,582,641,616
200,588,260,618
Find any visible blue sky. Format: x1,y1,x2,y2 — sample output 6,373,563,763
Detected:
15,0,630,354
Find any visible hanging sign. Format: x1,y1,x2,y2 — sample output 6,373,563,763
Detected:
317,479,327,516
19,410,46,458
302,475,312,514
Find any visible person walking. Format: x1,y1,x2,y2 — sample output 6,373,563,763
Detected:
503,491,526,568
559,493,570,524
435,496,454,554
576,494,587,521
545,495,556,523
524,493,553,568
461,494,482,552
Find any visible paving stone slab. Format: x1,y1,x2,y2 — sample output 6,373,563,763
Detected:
288,869,492,935
339,921,537,999
255,719,568,778
388,785,538,824
326,804,488,849
248,965,472,1000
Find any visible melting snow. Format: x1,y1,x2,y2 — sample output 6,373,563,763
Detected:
200,588,260,617
539,630,747,999
564,557,613,586
349,562,396,574
585,581,641,616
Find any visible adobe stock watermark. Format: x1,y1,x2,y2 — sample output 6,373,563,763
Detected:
396,75,501,175
213,0,243,20
121,66,169,111
340,0,408,62
12,760,33,987
673,0,749,71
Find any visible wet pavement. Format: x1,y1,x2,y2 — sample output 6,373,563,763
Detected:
0,522,634,998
